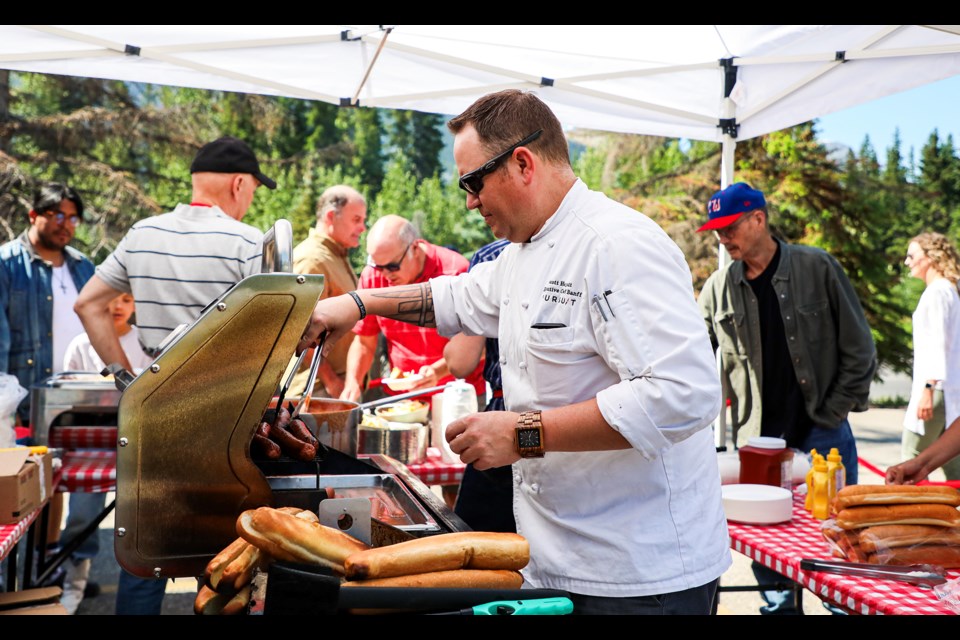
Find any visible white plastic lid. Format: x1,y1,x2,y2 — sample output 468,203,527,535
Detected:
746,436,787,450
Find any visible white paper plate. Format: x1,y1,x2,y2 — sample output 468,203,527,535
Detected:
383,374,425,391
721,484,793,525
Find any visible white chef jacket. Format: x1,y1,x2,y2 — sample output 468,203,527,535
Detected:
432,179,731,597
904,278,960,435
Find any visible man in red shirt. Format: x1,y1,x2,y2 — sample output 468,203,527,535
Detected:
340,214,484,402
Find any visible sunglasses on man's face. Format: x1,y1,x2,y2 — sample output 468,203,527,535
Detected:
41,209,81,226
458,129,544,196
368,242,413,273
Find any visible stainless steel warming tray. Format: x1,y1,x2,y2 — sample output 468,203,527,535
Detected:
114,271,466,581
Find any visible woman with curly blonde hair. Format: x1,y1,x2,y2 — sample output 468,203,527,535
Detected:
901,231,960,480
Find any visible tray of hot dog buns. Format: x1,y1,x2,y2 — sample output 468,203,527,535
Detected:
820,484,960,568
194,504,566,615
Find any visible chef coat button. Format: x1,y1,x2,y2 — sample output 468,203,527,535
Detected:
500,357,507,365
503,299,509,306
521,301,529,309
548,241,555,248
519,361,527,369
530,483,540,492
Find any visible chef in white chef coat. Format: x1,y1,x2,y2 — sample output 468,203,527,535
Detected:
302,89,731,615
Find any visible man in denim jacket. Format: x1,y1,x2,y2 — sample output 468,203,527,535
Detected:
0,182,94,424
697,182,876,614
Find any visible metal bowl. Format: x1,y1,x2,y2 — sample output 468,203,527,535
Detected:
358,422,429,465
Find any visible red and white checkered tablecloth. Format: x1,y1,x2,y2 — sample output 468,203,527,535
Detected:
727,489,959,615
0,509,40,564
48,426,117,450
404,447,464,486
57,450,116,494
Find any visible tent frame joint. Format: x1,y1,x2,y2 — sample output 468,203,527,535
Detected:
124,44,141,57
719,118,739,138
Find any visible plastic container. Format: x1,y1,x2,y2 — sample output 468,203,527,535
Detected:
804,448,819,511
811,455,830,520
738,436,794,490
826,447,846,503
437,379,478,464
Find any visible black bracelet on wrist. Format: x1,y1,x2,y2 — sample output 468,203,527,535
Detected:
925,382,935,390
348,290,366,320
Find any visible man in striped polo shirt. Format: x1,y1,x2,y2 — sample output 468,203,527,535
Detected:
75,136,271,370
74,136,273,615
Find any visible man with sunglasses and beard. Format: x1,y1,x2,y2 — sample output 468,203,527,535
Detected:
301,90,730,615
340,214,484,404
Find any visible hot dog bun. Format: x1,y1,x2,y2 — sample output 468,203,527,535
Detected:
859,524,960,553
835,484,960,509
836,503,960,529
868,544,960,568
237,506,369,574
344,532,529,581
204,537,248,590
341,569,524,589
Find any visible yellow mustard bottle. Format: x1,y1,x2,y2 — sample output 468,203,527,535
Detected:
804,449,819,511
812,455,830,520
826,447,846,505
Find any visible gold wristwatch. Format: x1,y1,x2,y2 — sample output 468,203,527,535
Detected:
515,410,545,458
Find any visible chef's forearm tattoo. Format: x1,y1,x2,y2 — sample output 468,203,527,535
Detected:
369,283,436,327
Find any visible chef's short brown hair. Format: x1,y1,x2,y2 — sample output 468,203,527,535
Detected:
447,90,569,167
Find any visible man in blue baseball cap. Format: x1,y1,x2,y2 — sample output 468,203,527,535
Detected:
697,182,876,615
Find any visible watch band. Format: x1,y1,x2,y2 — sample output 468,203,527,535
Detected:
515,410,545,458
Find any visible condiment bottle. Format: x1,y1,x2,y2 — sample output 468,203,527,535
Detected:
804,448,819,511
738,436,794,490
811,455,830,520
826,447,846,504
438,379,478,464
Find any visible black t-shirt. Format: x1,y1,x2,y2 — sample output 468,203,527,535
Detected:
746,241,814,447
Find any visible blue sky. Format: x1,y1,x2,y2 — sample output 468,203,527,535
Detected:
814,75,960,158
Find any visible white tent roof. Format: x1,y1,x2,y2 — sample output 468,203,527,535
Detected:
3,25,960,141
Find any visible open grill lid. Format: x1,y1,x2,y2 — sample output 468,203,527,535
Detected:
115,272,324,579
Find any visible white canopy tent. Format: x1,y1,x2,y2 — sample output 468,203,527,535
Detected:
3,24,960,445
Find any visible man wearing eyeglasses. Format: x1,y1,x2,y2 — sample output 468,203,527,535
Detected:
301,90,730,615
0,182,94,426
697,182,876,615
340,214,484,403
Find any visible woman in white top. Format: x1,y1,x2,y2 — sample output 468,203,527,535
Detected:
902,232,960,480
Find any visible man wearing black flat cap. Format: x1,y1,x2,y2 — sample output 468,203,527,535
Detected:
74,136,274,614
697,182,876,615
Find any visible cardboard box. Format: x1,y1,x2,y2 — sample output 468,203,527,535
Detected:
0,449,54,525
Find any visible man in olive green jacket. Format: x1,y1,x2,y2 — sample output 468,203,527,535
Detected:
697,182,876,614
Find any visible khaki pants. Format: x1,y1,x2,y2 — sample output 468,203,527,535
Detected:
902,389,960,481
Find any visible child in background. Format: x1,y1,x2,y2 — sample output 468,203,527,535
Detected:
58,293,152,614
64,293,153,374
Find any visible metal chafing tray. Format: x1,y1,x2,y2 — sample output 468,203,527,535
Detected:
30,372,123,445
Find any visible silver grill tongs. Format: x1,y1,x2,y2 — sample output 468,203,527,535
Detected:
800,558,948,589
291,332,327,420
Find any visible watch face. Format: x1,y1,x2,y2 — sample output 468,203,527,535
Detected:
518,427,541,448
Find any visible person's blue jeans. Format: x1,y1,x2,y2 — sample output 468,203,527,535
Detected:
752,419,858,615
62,492,106,560
116,569,167,615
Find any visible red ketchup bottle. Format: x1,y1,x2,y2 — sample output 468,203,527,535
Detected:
738,436,794,490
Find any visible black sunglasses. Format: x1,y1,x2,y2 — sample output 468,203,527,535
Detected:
458,129,543,195
368,242,413,273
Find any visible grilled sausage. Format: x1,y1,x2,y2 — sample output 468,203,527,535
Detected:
253,434,281,460
268,423,316,461
288,418,319,448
